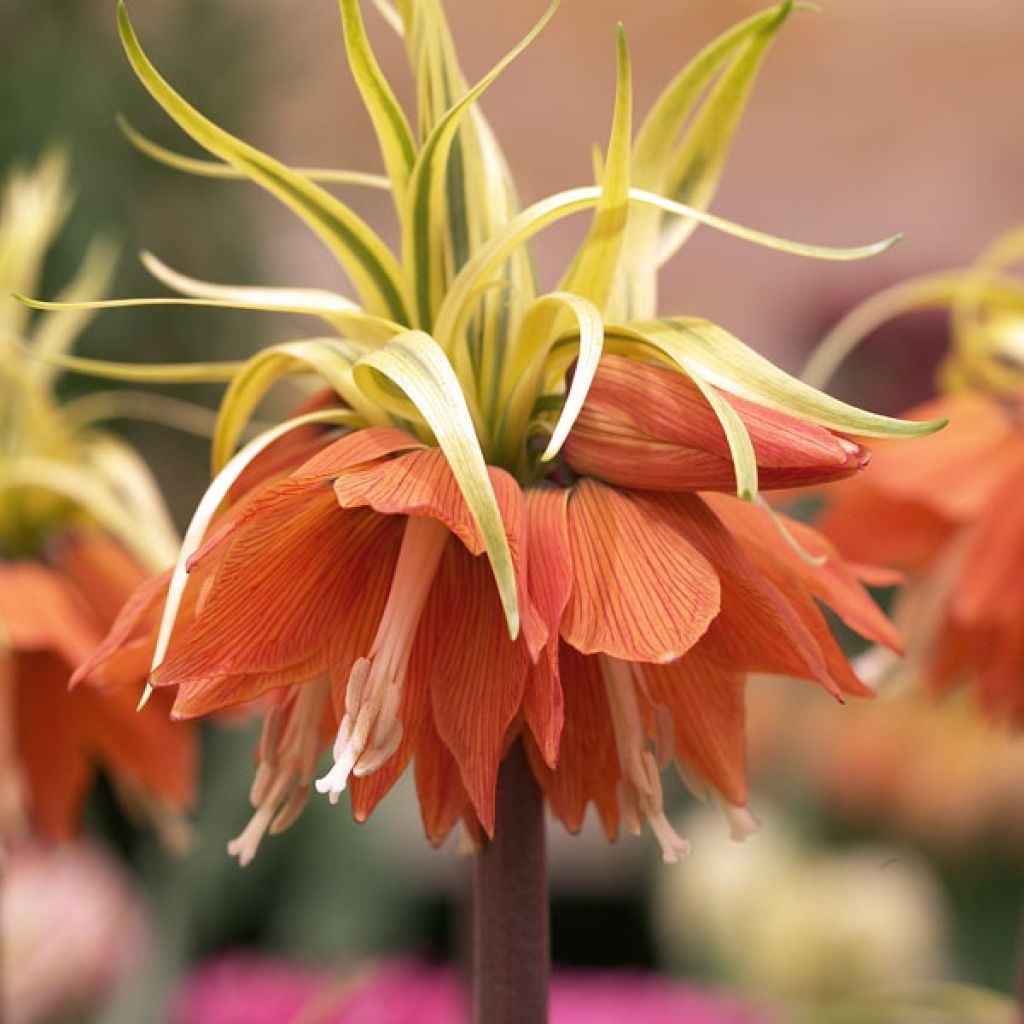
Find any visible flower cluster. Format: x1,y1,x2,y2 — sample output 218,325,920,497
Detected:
60,0,939,862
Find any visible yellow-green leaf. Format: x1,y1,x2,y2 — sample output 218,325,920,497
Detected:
353,330,519,637
117,2,409,323
620,3,799,320
558,25,632,311
802,271,1022,390
338,0,416,199
117,115,391,189
8,322,244,384
140,251,401,344
497,292,604,469
402,1,557,328
629,317,945,437
30,237,118,377
212,338,382,473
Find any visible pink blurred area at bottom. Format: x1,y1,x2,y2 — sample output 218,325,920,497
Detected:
171,955,774,1024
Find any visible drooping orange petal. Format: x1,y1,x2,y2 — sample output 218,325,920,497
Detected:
0,563,101,668
71,567,173,690
83,681,196,810
171,655,322,718
415,712,472,846
50,531,149,627
636,492,839,690
563,479,720,663
564,354,864,491
953,450,1024,627
707,492,902,653
157,497,402,688
522,486,572,768
818,481,952,572
13,651,93,839
860,392,1017,522
228,388,349,499
194,426,421,567
526,646,620,839
644,651,748,806
334,447,545,657
419,541,528,836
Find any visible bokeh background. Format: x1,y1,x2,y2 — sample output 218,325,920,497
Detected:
2,0,1023,1020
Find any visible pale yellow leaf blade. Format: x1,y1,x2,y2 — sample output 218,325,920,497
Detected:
354,331,519,637
117,116,391,189
626,317,945,437
117,2,409,322
212,338,381,473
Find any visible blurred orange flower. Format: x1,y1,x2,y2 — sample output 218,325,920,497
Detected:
748,683,1024,853
0,155,195,844
0,533,194,842
814,226,1024,724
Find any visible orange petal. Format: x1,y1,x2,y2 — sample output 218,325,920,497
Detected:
13,652,92,839
645,651,748,806
818,480,952,571
953,449,1024,626
157,496,402,688
50,531,148,627
420,542,528,836
860,393,1017,522
522,487,572,768
171,656,323,718
228,388,350,498
526,646,620,839
564,354,863,491
334,447,545,657
70,568,172,690
707,493,902,653
195,426,421,566
638,492,839,689
0,563,102,668
414,712,472,846
82,681,196,810
563,479,720,663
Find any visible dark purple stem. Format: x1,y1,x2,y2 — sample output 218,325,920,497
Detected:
472,738,549,1024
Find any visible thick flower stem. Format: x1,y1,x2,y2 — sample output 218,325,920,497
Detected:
472,738,550,1024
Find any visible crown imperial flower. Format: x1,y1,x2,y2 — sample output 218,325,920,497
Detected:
58,0,941,863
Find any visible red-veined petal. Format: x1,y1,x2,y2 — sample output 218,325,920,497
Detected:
563,479,720,663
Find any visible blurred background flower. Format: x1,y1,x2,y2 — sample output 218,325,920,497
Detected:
1,841,150,1024
654,804,950,1003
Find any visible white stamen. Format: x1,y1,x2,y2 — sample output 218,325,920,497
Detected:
721,801,760,842
602,657,691,863
316,515,448,801
228,675,329,865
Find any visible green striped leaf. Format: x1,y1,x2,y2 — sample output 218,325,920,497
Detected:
117,115,391,189
627,317,946,437
338,0,417,199
354,330,519,637
212,338,384,474
117,2,410,323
